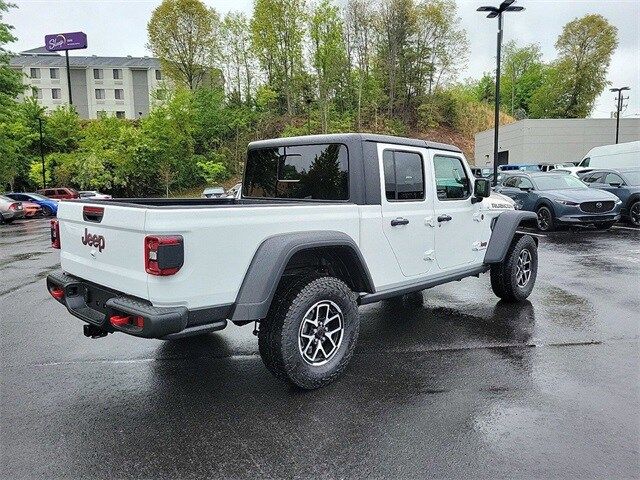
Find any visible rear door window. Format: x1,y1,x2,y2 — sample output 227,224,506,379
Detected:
604,173,625,185
382,150,425,201
244,144,348,200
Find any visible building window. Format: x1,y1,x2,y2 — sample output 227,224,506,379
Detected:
30,68,41,79
114,89,124,100
93,68,103,80
155,69,162,80
113,69,122,80
115,111,126,119
52,88,61,99
32,87,43,99
95,89,105,100
50,68,59,79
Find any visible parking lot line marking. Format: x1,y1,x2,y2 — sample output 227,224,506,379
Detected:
612,226,639,231
517,230,547,238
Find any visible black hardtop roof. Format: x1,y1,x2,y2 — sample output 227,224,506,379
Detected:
247,133,462,154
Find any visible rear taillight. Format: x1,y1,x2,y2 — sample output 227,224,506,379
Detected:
51,219,60,249
144,235,184,276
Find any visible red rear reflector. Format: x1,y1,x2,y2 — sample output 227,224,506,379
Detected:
110,314,144,329
50,219,60,249
144,235,184,276
49,286,64,300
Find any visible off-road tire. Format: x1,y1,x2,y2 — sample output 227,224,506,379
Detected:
536,205,555,232
490,235,538,302
258,275,360,390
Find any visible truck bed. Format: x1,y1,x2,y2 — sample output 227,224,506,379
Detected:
73,197,341,208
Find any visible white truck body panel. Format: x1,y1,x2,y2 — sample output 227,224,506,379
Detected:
56,145,510,312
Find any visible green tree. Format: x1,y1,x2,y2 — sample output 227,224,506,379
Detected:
220,12,256,104
500,41,545,118
147,0,220,90
529,14,617,118
251,0,307,114
309,0,347,133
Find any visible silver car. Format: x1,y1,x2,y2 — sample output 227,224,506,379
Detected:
0,195,25,224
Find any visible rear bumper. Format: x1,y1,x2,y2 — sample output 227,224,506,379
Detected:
46,271,229,339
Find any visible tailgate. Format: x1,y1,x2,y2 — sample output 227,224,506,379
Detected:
57,201,149,300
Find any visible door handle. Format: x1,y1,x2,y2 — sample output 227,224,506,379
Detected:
437,214,452,222
391,217,409,226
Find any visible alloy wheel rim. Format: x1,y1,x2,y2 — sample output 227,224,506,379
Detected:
537,209,550,230
516,249,532,287
631,203,640,226
298,300,344,366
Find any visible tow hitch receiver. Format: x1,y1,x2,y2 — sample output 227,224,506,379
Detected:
83,324,109,339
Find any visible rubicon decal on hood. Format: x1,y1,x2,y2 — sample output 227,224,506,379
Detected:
81,228,105,252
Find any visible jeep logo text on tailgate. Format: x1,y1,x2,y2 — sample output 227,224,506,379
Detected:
81,228,105,252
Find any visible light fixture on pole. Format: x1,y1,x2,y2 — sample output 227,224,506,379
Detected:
477,0,524,186
610,86,630,144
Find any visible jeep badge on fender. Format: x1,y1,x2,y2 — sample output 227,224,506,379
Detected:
81,228,105,252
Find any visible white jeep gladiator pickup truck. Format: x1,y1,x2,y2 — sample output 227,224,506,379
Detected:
47,133,538,389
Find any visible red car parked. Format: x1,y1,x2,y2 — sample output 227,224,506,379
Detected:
36,187,79,200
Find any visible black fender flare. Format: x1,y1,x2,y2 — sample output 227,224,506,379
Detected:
484,210,538,264
231,231,375,321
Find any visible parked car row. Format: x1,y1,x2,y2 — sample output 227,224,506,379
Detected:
201,183,242,199
494,167,639,231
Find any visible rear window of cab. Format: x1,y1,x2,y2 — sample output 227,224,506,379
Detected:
244,143,349,200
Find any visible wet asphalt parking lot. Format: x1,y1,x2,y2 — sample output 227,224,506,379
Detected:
1,217,639,479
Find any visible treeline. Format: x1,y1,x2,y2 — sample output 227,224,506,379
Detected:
0,0,618,194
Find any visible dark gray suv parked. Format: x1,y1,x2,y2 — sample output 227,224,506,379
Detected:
496,173,622,231
581,168,640,227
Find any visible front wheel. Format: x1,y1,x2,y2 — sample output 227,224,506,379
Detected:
258,275,360,390
490,235,538,302
536,205,555,232
628,200,640,227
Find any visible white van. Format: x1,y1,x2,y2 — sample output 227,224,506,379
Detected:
578,141,639,169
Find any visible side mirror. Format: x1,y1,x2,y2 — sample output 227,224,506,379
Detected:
473,178,491,203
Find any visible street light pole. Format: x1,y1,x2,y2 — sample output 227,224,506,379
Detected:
610,86,630,144
477,0,524,186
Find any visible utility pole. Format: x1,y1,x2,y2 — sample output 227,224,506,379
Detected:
610,87,630,144
477,0,524,186
38,117,46,188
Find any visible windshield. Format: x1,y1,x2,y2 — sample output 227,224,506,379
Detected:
623,171,640,186
533,175,587,190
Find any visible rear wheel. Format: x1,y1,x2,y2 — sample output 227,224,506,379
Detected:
258,275,359,390
628,200,640,227
41,205,54,216
491,235,538,302
536,205,555,232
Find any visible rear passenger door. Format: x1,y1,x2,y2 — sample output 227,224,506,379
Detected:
430,153,477,270
379,146,435,278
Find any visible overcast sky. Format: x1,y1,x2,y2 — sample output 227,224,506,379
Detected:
6,0,640,118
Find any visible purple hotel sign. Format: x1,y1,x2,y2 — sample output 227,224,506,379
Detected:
44,31,88,52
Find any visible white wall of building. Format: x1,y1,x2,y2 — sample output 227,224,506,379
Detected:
475,118,640,166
